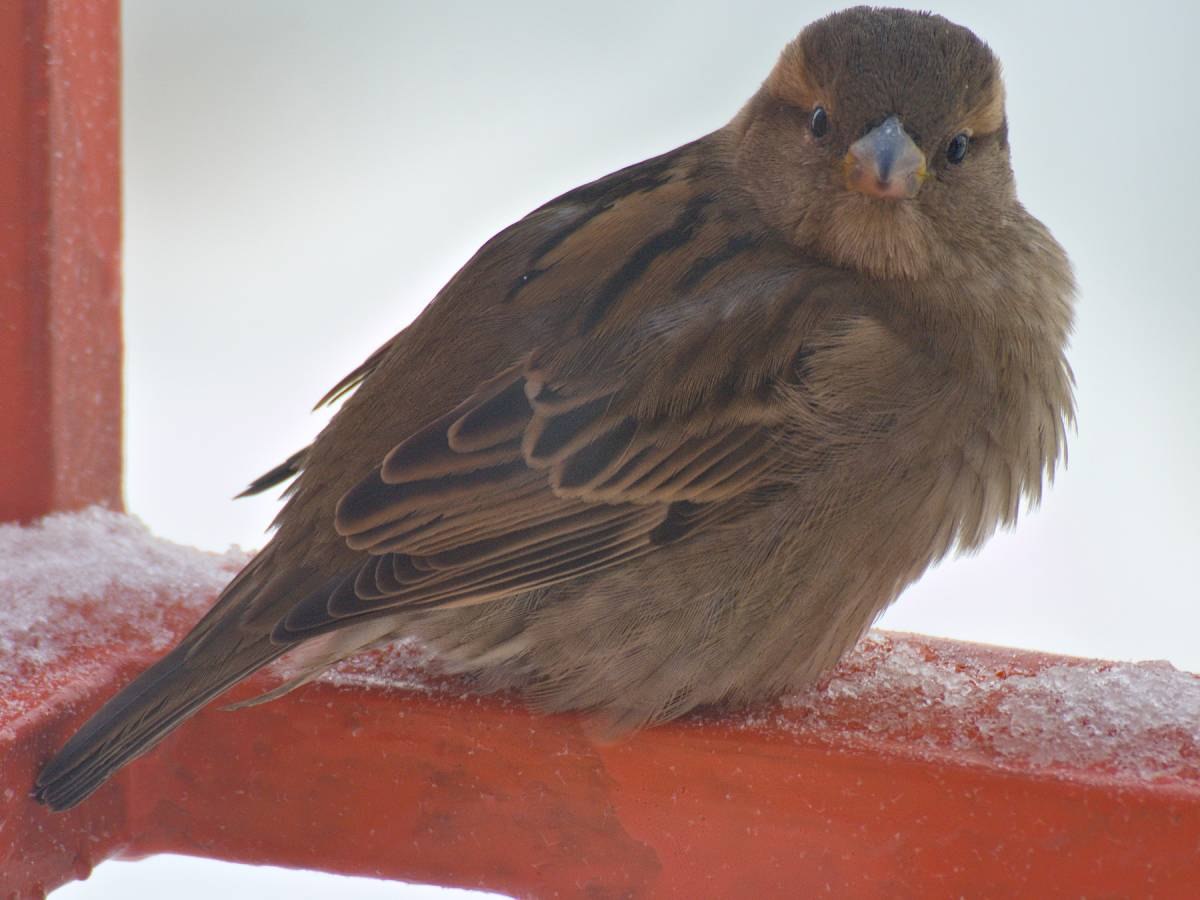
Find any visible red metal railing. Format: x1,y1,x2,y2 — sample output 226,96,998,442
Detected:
3,3,1199,898
5,551,1200,897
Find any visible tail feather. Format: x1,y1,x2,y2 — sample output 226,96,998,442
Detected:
34,635,288,811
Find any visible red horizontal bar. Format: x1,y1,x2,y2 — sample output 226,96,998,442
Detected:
3,511,1199,898
0,0,122,523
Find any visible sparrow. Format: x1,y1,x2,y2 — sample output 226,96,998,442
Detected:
36,6,1075,811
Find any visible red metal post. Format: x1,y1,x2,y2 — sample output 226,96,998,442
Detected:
0,0,122,523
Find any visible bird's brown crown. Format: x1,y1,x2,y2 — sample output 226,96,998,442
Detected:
768,8,1005,148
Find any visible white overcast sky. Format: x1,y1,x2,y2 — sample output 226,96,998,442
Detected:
58,0,1200,895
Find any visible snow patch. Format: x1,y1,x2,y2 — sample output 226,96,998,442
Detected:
0,507,247,734
754,634,1200,783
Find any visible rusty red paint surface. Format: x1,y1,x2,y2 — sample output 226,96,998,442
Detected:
4,574,1198,898
0,0,122,523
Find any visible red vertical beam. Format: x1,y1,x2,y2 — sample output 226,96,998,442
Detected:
0,0,122,523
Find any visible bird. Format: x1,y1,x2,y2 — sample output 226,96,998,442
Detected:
35,6,1075,811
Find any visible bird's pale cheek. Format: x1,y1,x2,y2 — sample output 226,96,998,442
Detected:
843,116,927,201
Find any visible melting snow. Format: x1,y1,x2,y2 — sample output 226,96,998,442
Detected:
750,634,1200,784
0,508,247,735
318,638,449,695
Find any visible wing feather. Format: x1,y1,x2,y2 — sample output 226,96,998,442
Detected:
270,138,842,641
275,362,781,640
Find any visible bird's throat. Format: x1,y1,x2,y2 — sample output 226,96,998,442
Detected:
816,198,935,281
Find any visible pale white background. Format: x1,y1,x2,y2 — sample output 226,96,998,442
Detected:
59,0,1199,895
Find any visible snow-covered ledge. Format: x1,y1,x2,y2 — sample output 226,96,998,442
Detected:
5,509,1200,897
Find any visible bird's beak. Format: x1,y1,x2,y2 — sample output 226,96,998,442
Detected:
843,116,927,201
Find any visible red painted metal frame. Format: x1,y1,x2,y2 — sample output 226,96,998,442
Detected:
5,592,1200,898
0,0,122,524
3,2,1200,898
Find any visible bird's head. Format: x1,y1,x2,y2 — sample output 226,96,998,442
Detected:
731,7,1013,281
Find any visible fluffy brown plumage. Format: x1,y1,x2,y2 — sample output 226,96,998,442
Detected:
36,7,1074,811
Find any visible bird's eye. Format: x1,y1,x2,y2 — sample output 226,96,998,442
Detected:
810,106,829,138
946,133,970,164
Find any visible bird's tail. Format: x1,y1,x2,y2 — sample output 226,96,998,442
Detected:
34,614,290,811
33,556,342,810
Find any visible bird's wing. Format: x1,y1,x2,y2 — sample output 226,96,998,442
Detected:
275,353,793,639
272,140,850,640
